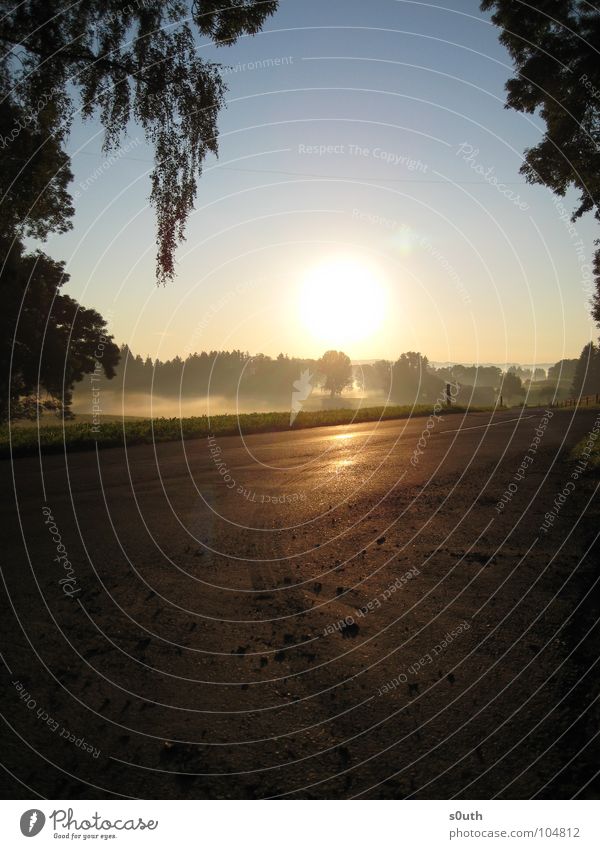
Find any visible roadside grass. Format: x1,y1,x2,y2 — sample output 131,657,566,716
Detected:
0,403,492,459
572,433,600,471
8,412,143,429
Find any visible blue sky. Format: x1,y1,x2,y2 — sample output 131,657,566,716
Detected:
45,0,598,365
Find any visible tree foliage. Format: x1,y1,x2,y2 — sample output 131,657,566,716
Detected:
482,0,600,324
77,346,321,405
571,341,600,396
437,363,502,387
390,351,442,404
0,99,74,240
548,358,578,382
0,0,278,281
500,370,524,400
0,235,119,421
318,350,353,397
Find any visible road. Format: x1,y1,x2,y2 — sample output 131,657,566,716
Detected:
1,407,599,799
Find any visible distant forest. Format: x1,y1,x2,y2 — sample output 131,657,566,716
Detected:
70,342,600,412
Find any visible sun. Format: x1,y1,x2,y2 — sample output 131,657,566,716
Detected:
299,256,387,347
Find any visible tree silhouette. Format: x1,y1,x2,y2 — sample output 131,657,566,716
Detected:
500,370,524,402
390,352,442,404
0,1,278,282
69,347,585,411
318,350,353,398
0,99,73,241
571,342,600,397
0,95,121,420
1,237,119,421
548,359,578,383
483,1,600,328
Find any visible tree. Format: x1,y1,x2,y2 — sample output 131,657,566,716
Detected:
318,350,353,397
548,358,578,382
0,236,119,421
500,370,524,402
0,3,278,418
508,364,531,380
0,1,278,282
355,359,391,394
373,359,393,393
390,351,443,404
482,1,600,327
571,341,600,397
0,98,73,241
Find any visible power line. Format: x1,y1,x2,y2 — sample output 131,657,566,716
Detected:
68,149,528,184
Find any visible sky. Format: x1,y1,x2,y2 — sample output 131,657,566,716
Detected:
44,0,599,365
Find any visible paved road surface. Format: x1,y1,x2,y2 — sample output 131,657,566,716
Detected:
1,407,599,798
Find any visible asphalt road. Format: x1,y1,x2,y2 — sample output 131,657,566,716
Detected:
1,407,599,799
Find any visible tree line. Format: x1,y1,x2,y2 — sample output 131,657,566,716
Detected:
66,345,598,414
73,347,355,405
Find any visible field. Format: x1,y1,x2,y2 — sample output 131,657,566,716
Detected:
0,404,486,458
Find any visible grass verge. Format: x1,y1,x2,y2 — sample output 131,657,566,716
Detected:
572,431,600,471
0,404,493,459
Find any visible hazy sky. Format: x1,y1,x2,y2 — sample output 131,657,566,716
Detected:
45,0,598,365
